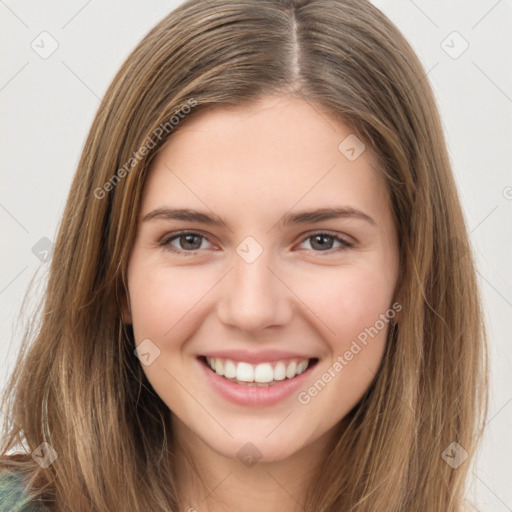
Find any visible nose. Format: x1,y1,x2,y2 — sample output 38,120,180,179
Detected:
216,247,293,334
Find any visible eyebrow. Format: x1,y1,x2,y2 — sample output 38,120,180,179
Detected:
142,206,376,228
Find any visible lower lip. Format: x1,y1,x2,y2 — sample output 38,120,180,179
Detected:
197,357,317,407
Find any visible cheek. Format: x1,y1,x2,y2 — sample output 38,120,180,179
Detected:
128,262,217,341
294,267,394,419
126,262,216,406
296,261,396,344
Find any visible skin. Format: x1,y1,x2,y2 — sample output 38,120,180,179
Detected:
123,94,400,512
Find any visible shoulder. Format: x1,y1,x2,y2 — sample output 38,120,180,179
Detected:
0,469,45,512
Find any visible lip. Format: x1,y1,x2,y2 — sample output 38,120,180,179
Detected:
197,356,318,406
200,349,315,364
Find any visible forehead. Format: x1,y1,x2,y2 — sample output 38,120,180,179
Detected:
141,95,389,223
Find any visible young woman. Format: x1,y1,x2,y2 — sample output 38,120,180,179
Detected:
0,0,488,511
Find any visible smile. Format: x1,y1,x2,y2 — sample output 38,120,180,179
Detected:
203,356,316,385
197,356,319,406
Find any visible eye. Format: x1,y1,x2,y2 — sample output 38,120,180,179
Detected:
297,232,353,254
159,230,354,256
159,231,214,254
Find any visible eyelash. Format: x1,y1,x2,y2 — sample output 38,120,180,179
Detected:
158,230,354,256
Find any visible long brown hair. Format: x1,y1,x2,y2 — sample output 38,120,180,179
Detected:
0,0,488,510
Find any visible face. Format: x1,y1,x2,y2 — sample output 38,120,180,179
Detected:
123,94,400,463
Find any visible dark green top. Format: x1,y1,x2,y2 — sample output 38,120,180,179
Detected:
0,471,43,512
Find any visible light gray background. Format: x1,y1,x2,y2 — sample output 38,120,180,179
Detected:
1,1,510,510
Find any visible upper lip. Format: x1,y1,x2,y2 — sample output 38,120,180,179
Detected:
199,349,316,364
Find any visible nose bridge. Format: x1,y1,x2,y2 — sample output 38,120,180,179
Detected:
216,238,292,332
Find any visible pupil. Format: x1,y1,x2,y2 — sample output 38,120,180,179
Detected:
182,235,200,249
312,234,332,251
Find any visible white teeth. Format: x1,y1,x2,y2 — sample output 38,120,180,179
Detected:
297,360,308,374
285,361,297,379
224,360,237,379
214,358,224,375
205,357,312,383
254,363,273,383
236,362,254,382
273,362,286,381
